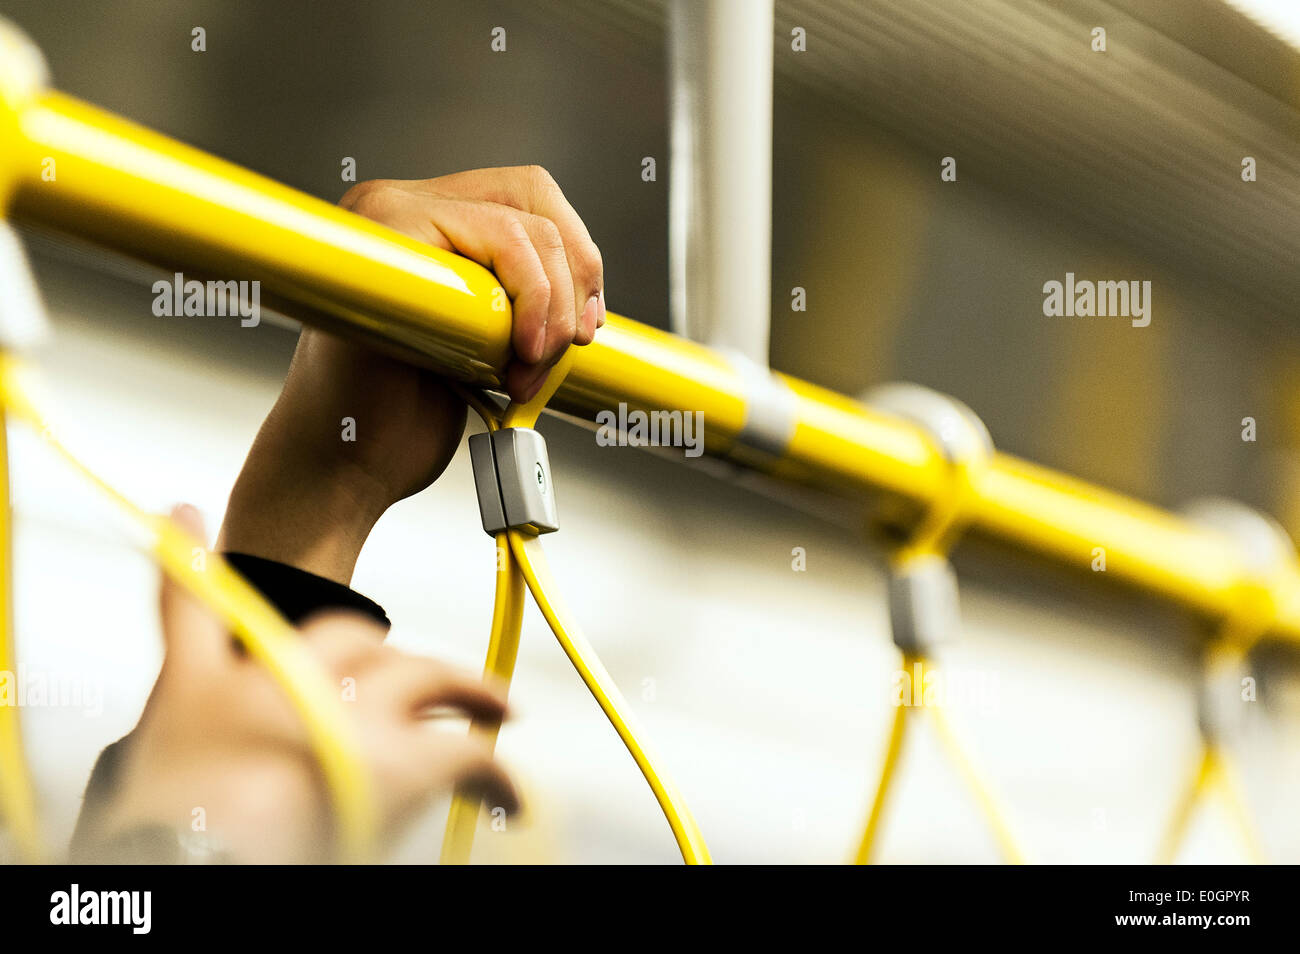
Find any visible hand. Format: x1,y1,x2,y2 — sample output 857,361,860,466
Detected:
87,506,518,864
219,166,604,583
341,166,606,398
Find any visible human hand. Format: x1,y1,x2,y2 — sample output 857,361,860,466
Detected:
219,166,604,583
89,506,517,864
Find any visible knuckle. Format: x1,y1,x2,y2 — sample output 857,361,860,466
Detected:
529,273,552,304
532,217,565,256
347,183,400,220
524,164,558,193
339,178,386,208
585,240,604,275
502,216,533,251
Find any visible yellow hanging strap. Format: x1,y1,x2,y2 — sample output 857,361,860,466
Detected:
0,408,43,862
442,350,712,864
855,384,1026,865
853,669,911,865
1155,614,1271,863
441,388,526,864
0,355,379,861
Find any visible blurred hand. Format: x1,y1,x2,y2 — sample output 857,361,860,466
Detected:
92,506,517,864
219,166,604,583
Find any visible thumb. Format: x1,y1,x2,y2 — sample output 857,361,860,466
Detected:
159,503,228,667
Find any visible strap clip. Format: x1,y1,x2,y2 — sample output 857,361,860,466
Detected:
887,553,960,656
1181,497,1293,738
469,427,560,536
864,383,994,655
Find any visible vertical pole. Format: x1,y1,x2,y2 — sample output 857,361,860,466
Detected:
669,0,774,364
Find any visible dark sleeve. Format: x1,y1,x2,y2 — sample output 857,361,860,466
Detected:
222,552,390,629
70,554,389,861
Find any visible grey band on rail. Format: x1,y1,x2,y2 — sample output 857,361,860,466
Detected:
722,350,797,460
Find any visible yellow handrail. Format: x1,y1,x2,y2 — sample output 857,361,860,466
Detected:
0,24,1289,865
2,89,1294,646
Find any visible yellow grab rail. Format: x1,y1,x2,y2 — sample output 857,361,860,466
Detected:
2,89,1294,645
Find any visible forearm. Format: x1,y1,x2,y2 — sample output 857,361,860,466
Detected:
216,415,388,586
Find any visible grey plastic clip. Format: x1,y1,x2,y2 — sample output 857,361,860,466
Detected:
1181,497,1295,578
469,427,559,536
864,383,994,655
1181,497,1293,739
887,553,960,656
862,382,993,464
1195,664,1244,744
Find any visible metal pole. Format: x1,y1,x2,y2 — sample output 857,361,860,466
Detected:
669,0,774,364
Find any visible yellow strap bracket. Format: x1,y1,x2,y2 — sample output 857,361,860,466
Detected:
856,383,1026,865
443,350,712,864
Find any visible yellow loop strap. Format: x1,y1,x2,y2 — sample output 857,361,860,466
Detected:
1156,619,1269,864
892,453,984,569
861,417,1023,864
853,653,1026,865
443,350,712,864
507,530,711,863
0,409,43,862
1155,741,1266,865
853,670,911,865
440,528,524,865
0,356,378,861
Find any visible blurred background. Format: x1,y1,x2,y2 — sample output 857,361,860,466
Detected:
3,0,1300,862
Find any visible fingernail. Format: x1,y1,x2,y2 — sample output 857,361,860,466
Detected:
596,288,606,328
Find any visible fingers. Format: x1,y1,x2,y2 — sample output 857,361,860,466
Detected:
348,169,604,401
512,165,605,344
299,613,508,722
349,189,551,375
158,504,229,669
411,197,563,370
369,656,509,722
296,611,519,818
424,166,605,345
429,735,521,817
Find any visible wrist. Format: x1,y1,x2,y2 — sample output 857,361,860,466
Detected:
218,447,389,586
